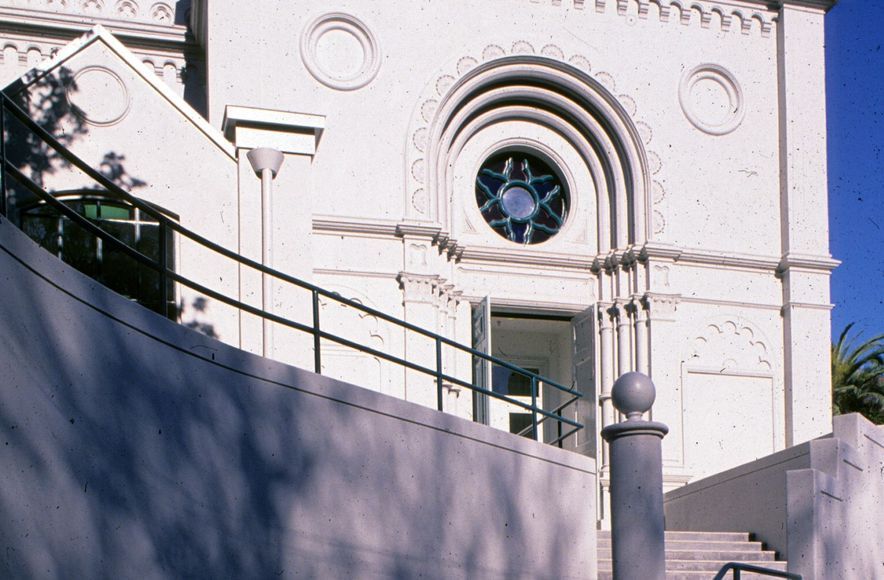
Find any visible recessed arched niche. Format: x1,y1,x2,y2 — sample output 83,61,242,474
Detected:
408,55,652,256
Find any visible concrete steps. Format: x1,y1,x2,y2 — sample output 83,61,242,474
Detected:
597,531,789,580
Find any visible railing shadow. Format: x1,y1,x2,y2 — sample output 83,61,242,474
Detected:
0,50,593,579
0,86,583,444
0,220,595,577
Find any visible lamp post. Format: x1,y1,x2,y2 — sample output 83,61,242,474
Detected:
246,147,283,358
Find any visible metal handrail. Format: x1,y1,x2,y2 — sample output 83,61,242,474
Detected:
714,562,802,580
0,91,583,443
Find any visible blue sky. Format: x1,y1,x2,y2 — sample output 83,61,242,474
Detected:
826,0,884,340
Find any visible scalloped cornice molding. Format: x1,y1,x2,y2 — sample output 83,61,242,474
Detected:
515,0,777,38
309,221,840,276
528,0,834,16
0,4,188,49
7,25,234,159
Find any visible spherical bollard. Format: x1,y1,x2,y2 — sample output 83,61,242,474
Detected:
602,372,669,580
611,371,656,420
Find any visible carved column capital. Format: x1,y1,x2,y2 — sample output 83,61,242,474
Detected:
397,272,443,305
631,294,650,322
613,299,632,326
598,301,615,328
643,292,680,322
439,283,462,314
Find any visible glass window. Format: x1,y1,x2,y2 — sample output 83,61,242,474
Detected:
20,193,174,317
475,151,568,244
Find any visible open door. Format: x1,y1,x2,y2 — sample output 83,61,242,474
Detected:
571,306,597,457
471,296,492,425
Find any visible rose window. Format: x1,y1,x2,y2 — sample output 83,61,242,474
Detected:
475,152,568,244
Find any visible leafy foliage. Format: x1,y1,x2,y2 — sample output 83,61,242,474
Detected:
832,323,884,424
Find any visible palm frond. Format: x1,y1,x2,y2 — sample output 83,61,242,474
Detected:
832,323,884,425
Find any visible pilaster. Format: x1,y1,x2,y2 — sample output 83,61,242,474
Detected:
779,258,837,445
643,292,680,394
643,292,681,469
776,2,838,443
398,272,446,410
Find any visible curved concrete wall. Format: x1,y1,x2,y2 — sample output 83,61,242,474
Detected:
0,218,597,579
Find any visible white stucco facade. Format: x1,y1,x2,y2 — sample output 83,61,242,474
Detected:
1,0,839,524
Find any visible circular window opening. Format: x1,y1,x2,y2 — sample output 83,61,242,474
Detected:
475,151,569,244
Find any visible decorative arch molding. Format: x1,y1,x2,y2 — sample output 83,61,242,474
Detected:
405,44,664,253
679,315,786,471
316,285,388,349
687,317,774,374
316,283,390,393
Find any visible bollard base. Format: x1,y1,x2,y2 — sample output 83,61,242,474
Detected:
602,419,669,580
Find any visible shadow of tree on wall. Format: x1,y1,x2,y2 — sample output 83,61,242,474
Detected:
0,220,592,578
179,296,218,338
0,58,592,579
4,67,88,190
0,257,314,577
4,65,214,333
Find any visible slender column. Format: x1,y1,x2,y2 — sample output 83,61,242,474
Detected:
259,167,274,354
598,302,616,460
598,301,616,529
615,300,632,384
224,105,323,363
634,298,649,376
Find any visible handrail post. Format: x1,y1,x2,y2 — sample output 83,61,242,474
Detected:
1,95,7,217
0,91,589,445
556,408,563,448
312,289,321,374
159,220,168,318
601,372,669,580
531,376,538,441
436,337,443,411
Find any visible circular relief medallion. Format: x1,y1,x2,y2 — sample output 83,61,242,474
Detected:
679,64,745,136
66,66,131,126
301,12,381,90
475,151,569,245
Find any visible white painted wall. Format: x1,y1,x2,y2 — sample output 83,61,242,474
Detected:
1,1,839,506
